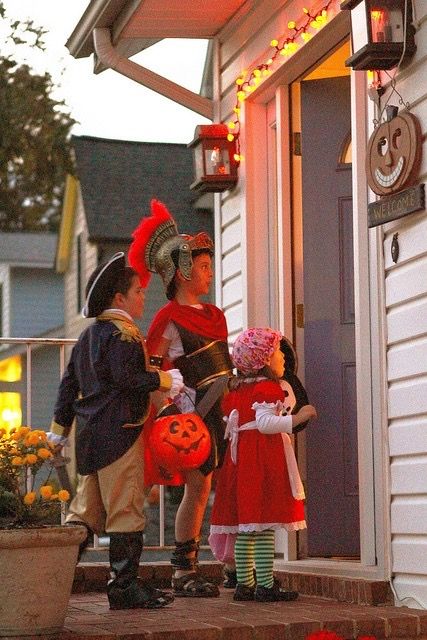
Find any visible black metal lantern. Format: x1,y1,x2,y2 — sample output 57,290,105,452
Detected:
341,0,416,70
188,124,238,194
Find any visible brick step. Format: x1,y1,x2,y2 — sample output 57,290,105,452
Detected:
72,560,222,593
275,570,394,606
64,587,427,640
74,561,393,606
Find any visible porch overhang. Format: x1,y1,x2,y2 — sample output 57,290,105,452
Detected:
66,0,249,118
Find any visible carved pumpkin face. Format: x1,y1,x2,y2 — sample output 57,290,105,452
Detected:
148,413,211,473
366,112,422,196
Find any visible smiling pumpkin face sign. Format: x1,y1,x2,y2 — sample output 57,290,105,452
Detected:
366,111,422,196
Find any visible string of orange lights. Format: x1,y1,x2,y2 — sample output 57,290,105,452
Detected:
226,0,334,162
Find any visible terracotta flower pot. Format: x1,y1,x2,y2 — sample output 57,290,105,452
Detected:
0,525,87,636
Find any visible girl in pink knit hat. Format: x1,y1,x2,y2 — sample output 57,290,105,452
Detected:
210,327,317,602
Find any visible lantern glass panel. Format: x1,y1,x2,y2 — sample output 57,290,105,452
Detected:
370,1,403,43
351,1,369,51
193,145,204,180
204,145,231,176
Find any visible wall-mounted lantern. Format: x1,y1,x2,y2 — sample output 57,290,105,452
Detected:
188,124,238,194
340,0,416,70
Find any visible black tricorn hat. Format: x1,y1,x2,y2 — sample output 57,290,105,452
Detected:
82,252,126,318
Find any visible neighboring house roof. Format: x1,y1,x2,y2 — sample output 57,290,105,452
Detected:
72,135,205,243
56,135,213,272
0,233,57,268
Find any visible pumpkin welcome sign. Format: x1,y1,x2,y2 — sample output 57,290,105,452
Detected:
366,106,425,227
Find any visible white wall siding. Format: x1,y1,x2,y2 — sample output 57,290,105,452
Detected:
381,4,427,605
225,302,244,341
387,297,427,345
381,5,427,604
389,417,427,456
391,496,427,534
222,274,242,310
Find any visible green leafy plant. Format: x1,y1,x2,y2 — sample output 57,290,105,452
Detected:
0,425,70,528
0,1,76,231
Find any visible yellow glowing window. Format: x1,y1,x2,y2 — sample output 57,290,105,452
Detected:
340,138,352,165
0,355,22,382
0,392,22,433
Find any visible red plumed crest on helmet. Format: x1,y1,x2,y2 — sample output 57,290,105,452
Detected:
128,199,177,288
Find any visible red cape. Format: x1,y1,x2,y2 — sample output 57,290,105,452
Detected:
144,301,228,486
146,301,228,359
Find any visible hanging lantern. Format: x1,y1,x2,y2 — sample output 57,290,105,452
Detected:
340,0,416,70
147,413,211,473
188,124,238,194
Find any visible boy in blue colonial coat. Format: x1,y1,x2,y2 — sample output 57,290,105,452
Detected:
48,252,183,610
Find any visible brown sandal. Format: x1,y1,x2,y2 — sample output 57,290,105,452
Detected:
172,572,220,597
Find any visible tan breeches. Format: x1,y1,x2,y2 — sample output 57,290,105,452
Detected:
65,433,149,534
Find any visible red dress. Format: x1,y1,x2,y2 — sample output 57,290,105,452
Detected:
210,379,306,534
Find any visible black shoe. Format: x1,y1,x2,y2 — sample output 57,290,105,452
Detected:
255,581,299,602
172,572,220,597
233,583,255,601
108,580,174,610
223,568,237,589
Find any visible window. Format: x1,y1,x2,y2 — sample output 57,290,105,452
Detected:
339,133,352,167
0,392,22,433
0,355,22,382
0,355,22,433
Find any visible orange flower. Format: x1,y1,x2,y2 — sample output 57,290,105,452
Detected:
16,426,31,437
25,453,38,465
23,491,37,505
11,456,24,465
58,489,70,502
26,432,42,445
40,485,54,499
37,447,52,460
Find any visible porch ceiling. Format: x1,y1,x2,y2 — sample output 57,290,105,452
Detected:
67,0,249,59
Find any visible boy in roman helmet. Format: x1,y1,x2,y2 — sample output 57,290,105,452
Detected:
129,200,233,597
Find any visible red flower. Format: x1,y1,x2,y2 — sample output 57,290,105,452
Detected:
306,632,344,640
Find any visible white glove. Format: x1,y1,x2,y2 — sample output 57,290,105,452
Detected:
252,401,293,435
46,432,68,447
166,368,184,398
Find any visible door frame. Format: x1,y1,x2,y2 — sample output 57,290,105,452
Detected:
239,24,390,579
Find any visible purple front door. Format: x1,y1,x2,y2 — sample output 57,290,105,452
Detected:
301,76,360,557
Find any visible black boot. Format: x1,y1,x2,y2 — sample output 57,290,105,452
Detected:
107,532,174,609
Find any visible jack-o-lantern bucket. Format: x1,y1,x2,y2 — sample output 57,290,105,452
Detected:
147,413,211,473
